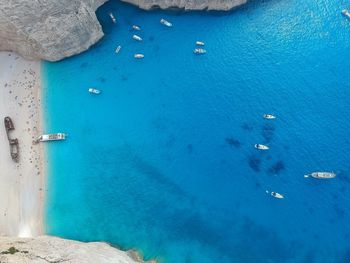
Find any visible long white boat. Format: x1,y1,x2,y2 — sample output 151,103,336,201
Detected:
134,54,144,59
342,9,350,19
255,144,269,150
304,172,336,179
194,48,206,54
88,88,101,94
109,12,117,24
132,25,141,30
196,41,205,46
36,133,67,143
263,114,276,119
115,45,122,54
160,18,172,27
132,34,142,41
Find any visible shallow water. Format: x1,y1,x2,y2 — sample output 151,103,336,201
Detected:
44,0,350,262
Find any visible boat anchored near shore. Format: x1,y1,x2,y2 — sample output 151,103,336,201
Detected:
342,9,350,19
304,172,336,179
34,133,67,143
160,18,172,27
109,12,117,24
132,34,142,41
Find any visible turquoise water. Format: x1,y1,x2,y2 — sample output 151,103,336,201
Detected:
43,0,350,262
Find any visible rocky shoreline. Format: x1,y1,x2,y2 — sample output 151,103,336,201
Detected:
0,0,247,61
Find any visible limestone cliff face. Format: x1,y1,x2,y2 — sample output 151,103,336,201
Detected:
120,0,247,11
0,0,108,61
0,236,153,263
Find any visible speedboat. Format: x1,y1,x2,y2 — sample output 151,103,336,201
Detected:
263,114,276,119
194,48,206,54
304,172,336,179
115,45,122,54
342,9,350,19
160,18,172,27
109,12,116,24
266,190,284,199
132,25,141,30
134,54,144,59
132,34,142,41
196,41,205,46
88,88,101,94
254,144,269,150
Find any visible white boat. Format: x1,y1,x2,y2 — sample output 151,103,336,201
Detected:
263,114,276,119
304,172,336,179
88,88,101,94
342,9,350,19
115,45,122,54
255,144,269,150
132,25,141,30
134,54,144,59
132,34,143,41
266,190,284,199
194,48,206,54
36,133,67,142
109,12,116,24
196,41,205,46
160,18,172,27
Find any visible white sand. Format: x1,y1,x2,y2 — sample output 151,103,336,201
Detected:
0,52,43,237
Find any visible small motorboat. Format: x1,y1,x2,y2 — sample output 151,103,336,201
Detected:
134,54,144,59
263,114,276,119
304,172,336,179
194,48,206,54
132,25,141,30
132,34,143,41
109,12,117,24
160,18,172,27
115,45,122,54
88,88,101,94
255,144,269,150
342,9,350,19
266,190,284,199
196,41,205,46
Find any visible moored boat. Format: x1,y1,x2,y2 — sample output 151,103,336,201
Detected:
160,18,172,27
263,114,276,119
88,88,101,94
196,41,205,46
109,12,116,23
132,34,143,41
35,133,67,143
304,172,336,179
266,190,284,199
255,144,269,150
194,48,206,54
134,54,144,59
115,45,122,54
132,25,141,30
342,9,350,19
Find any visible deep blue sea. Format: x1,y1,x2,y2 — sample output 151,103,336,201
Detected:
43,0,350,262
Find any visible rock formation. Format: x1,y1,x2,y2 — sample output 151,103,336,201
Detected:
121,0,247,11
0,235,154,263
0,0,108,61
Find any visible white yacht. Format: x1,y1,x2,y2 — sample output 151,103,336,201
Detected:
132,25,141,30
342,9,350,19
304,172,336,179
160,18,172,27
109,12,116,24
196,41,205,46
132,34,142,41
266,190,284,199
134,54,144,59
36,133,67,142
254,144,269,150
115,45,122,54
88,88,101,94
194,48,206,54
263,114,276,119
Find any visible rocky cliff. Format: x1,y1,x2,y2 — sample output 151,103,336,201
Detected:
0,0,247,61
0,236,154,263
0,0,108,61
121,0,247,11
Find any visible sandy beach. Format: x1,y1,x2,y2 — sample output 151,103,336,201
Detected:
0,52,43,237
